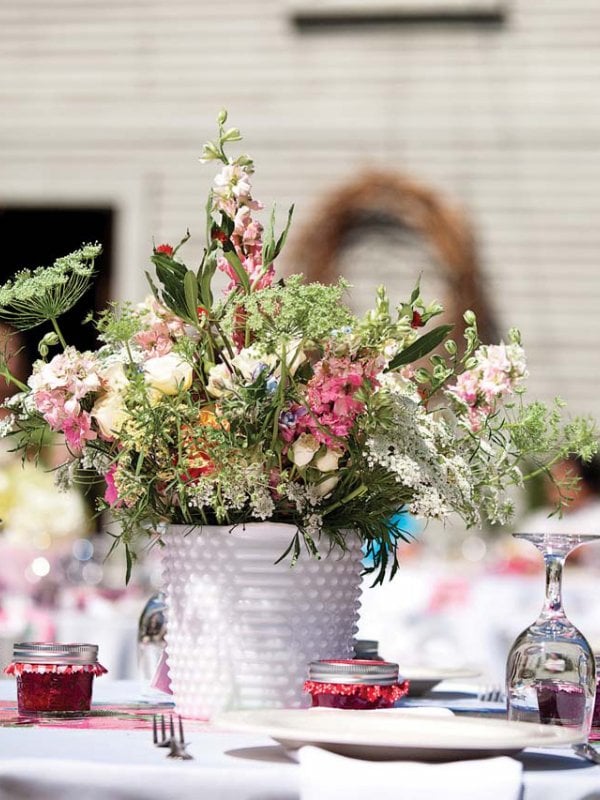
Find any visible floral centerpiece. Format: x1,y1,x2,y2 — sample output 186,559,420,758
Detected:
0,112,596,716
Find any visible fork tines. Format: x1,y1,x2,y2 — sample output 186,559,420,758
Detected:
153,713,193,760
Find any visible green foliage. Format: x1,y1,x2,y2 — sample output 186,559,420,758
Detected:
230,274,355,347
0,244,101,332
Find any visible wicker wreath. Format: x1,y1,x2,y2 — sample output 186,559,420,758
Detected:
289,170,497,344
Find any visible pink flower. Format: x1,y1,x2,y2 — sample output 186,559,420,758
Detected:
103,464,123,507
447,342,527,432
62,411,96,453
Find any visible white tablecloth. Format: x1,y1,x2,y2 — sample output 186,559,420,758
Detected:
0,681,598,800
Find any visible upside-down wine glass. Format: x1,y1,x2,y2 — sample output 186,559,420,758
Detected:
506,533,599,741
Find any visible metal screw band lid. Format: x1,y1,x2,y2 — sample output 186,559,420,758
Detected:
354,640,380,658
308,659,399,686
12,642,99,665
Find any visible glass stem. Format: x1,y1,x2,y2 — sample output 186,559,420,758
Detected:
539,553,565,621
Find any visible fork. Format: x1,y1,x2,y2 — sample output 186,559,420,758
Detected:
153,714,194,760
477,685,506,704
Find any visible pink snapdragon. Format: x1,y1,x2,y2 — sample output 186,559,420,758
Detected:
213,162,275,295
28,347,102,452
103,463,123,508
282,354,380,447
448,343,527,432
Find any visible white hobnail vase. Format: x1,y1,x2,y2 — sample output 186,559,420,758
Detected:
162,522,363,719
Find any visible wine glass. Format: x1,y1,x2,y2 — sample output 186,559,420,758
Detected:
506,532,599,740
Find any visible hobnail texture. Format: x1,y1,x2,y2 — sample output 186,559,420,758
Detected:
162,523,363,720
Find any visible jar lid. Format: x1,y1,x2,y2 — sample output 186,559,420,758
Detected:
354,640,380,658
12,642,99,665
308,659,399,686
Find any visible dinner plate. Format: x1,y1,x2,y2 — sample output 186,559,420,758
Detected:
400,666,481,696
215,708,582,762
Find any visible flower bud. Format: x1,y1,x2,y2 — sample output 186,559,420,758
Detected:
38,332,60,358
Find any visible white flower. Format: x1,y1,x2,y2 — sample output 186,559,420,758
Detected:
231,346,276,383
144,354,193,397
289,433,320,468
100,362,129,393
314,447,343,473
206,363,235,398
284,338,307,377
91,392,128,439
314,475,339,497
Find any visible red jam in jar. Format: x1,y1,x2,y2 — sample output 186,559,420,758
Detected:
5,642,107,717
304,659,409,710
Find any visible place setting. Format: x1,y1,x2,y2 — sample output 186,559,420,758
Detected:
1,104,600,800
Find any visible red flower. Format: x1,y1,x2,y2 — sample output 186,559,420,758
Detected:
155,244,174,257
411,310,424,329
211,227,228,244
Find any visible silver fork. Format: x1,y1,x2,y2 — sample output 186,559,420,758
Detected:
477,685,506,703
153,714,193,760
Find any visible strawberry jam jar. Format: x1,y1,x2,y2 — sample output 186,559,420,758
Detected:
304,659,409,710
5,642,107,717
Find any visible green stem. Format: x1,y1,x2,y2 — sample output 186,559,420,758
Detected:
522,452,565,483
0,369,28,392
50,317,68,350
322,483,368,516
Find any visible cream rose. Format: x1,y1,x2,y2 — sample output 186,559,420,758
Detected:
100,362,129,393
231,346,277,383
314,446,343,473
314,475,339,497
144,354,193,396
92,392,128,440
289,433,319,468
206,363,235,398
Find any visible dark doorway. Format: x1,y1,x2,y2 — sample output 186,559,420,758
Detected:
0,207,114,367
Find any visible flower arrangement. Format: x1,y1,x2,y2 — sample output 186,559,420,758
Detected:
0,111,596,582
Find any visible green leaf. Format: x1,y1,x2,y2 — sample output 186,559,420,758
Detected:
409,280,421,305
273,204,294,261
125,544,133,585
386,324,454,371
223,249,250,293
183,270,199,322
199,251,217,310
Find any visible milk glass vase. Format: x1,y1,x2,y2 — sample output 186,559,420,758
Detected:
506,533,599,740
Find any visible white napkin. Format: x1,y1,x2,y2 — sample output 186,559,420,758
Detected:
298,747,523,800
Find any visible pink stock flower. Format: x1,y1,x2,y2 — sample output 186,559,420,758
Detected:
62,411,96,453
288,354,379,447
448,343,527,432
103,464,123,507
134,323,174,358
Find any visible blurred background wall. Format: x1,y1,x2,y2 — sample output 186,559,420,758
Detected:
1,1,599,414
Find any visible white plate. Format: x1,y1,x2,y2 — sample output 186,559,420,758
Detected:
215,708,581,761
400,667,481,696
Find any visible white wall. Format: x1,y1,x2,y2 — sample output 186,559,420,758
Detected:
1,1,599,413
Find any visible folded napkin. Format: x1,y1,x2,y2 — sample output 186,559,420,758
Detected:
298,746,523,800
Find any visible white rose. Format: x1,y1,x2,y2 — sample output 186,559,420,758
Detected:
100,363,129,393
144,354,193,396
314,475,339,497
314,447,343,473
289,433,319,468
206,362,235,398
92,392,128,439
283,338,306,377
231,347,277,383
